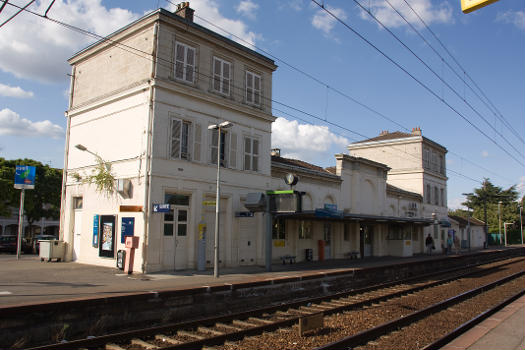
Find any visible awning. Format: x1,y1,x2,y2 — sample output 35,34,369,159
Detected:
275,210,433,226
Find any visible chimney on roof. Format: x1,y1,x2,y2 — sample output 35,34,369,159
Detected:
271,148,281,157
411,127,422,136
175,2,194,22
379,130,389,136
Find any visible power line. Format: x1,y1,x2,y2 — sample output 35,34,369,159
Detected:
3,1,514,187
0,0,34,28
311,0,524,167
186,9,515,184
400,0,524,146
351,0,523,160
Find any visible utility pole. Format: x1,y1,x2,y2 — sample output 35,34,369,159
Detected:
498,201,502,245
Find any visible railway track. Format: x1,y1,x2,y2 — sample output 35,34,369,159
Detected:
25,257,524,350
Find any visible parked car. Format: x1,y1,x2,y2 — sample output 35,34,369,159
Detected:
0,235,17,253
33,234,58,254
0,235,32,254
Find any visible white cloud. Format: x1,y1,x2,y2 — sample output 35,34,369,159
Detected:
448,197,465,210
481,150,489,157
312,6,347,36
272,117,349,163
359,0,453,29
0,108,64,138
0,83,34,98
496,10,525,31
236,0,259,20
167,0,262,47
0,0,139,83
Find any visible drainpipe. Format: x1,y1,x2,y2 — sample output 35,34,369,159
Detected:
142,21,159,274
59,66,75,261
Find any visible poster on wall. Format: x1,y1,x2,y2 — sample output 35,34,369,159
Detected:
99,215,116,258
92,214,99,248
121,217,135,243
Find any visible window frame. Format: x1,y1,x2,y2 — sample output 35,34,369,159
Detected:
243,136,259,172
245,70,261,106
174,41,196,84
170,117,192,161
272,217,286,240
212,56,231,96
210,128,228,167
298,220,312,239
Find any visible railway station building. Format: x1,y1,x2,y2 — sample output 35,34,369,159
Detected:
60,3,447,273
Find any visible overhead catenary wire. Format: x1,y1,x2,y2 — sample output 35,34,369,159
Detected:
0,0,34,28
347,0,523,162
380,0,524,154
2,1,515,187
400,0,524,146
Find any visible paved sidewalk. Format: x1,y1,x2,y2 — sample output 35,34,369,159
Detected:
442,295,525,350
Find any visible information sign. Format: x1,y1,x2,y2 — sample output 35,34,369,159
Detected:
121,217,135,243
14,165,36,189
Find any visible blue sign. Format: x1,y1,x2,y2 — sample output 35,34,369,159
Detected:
14,165,36,189
121,217,135,243
93,215,99,247
153,203,170,213
324,203,338,211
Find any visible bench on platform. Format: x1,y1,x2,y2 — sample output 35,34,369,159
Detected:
344,251,359,259
280,255,296,264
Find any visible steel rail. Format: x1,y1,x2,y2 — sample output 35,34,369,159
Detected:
314,270,525,350
422,288,525,350
24,258,523,350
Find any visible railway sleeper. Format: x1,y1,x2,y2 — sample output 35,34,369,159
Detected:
232,319,259,328
177,330,206,340
198,326,225,335
215,322,243,331
131,338,159,349
248,317,274,324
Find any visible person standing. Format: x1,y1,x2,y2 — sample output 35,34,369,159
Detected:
446,233,453,255
425,234,434,255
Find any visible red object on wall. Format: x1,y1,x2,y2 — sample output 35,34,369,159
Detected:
318,240,325,261
124,236,139,274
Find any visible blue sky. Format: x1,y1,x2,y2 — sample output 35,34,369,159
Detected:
0,0,523,210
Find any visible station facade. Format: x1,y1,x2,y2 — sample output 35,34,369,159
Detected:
60,4,445,273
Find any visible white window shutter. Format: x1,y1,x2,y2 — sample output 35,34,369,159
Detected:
223,61,230,95
254,75,261,105
210,129,218,164
175,44,184,80
246,72,253,103
229,132,237,169
193,123,202,162
186,47,195,83
171,119,182,159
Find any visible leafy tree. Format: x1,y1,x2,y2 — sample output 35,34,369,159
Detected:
461,178,520,234
0,158,62,235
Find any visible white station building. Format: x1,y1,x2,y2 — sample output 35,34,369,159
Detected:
60,4,450,273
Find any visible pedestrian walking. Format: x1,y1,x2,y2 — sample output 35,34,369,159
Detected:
453,234,460,254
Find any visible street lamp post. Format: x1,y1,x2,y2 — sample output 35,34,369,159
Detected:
503,222,513,246
519,205,523,245
462,193,473,252
207,121,233,278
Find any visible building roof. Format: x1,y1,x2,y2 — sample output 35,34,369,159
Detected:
70,8,276,67
386,184,422,201
351,129,447,153
271,155,340,180
353,131,413,144
448,214,485,227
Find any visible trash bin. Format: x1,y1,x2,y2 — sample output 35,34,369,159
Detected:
39,240,65,262
305,248,313,261
117,250,126,270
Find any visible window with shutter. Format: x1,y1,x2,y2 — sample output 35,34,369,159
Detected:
210,129,228,167
174,42,195,83
229,132,237,168
243,136,259,172
193,123,202,161
213,57,231,95
170,118,191,160
245,71,261,106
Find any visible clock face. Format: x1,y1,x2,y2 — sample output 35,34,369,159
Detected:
285,173,298,186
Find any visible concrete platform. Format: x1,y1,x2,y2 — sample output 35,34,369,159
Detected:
441,295,525,350
0,252,446,306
